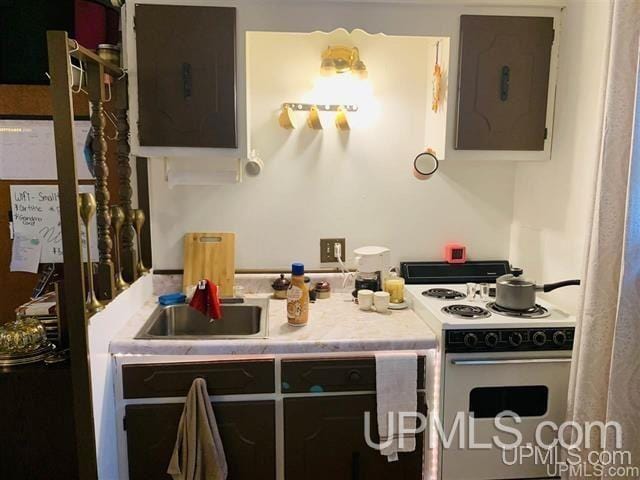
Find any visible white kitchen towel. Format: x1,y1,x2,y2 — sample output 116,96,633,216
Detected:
375,352,418,462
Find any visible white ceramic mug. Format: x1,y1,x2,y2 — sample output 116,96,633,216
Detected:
357,289,374,311
374,291,390,313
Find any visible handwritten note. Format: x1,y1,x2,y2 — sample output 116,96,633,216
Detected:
10,234,43,273
10,185,98,263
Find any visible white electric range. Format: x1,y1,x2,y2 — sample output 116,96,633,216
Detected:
406,284,576,331
402,262,577,480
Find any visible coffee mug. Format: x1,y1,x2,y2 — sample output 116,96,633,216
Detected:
374,291,390,313
358,289,374,311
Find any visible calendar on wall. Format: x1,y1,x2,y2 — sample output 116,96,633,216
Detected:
0,119,92,180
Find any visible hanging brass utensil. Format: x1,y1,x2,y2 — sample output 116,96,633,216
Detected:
307,105,323,130
79,193,104,315
133,209,150,275
335,106,351,131
110,205,129,293
278,105,295,129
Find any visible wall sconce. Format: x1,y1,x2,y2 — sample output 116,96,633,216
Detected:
320,46,368,80
278,105,296,129
307,105,323,130
335,106,350,131
278,103,358,130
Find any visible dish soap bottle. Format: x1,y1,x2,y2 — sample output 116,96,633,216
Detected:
287,262,309,326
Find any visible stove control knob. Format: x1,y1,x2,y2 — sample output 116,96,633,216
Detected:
463,333,478,348
509,332,523,347
485,333,499,348
533,331,547,346
553,331,567,346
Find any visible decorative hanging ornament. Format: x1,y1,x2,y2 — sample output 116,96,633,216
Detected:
432,42,443,113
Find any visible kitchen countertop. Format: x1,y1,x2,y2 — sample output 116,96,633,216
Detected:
110,293,437,355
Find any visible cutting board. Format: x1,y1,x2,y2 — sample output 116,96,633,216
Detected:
183,232,235,296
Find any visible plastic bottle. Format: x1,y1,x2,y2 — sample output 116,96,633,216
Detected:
287,262,309,326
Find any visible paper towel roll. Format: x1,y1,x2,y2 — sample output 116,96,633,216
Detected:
165,156,242,188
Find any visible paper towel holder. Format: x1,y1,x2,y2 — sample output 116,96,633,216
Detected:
163,157,242,187
245,149,264,176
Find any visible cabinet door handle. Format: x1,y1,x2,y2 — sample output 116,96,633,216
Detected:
451,358,571,366
351,451,360,480
500,65,510,101
182,62,192,100
347,370,362,383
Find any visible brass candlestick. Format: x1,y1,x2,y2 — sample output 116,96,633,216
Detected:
110,205,129,293
79,193,104,315
133,209,150,275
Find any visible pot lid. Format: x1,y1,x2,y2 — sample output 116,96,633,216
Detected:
496,267,535,287
272,273,290,290
314,281,331,292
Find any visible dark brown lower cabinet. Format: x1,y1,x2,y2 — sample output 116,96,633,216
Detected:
125,400,275,480
285,394,426,480
0,363,79,480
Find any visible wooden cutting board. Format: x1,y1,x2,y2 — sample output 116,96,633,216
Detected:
183,232,235,296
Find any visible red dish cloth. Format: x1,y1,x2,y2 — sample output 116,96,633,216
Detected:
189,280,222,320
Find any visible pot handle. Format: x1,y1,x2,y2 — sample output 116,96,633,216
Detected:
542,280,581,292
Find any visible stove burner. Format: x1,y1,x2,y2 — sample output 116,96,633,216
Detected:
441,304,491,319
423,288,465,300
486,302,550,319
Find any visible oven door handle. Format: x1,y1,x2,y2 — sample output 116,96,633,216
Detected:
451,358,572,366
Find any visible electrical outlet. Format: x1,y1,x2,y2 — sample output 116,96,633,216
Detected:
320,238,346,263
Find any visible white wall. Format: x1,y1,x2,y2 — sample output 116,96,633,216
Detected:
509,0,612,313
129,0,570,270
87,275,154,480
148,24,522,270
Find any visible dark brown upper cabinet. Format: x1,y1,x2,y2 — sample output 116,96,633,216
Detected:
455,15,554,151
134,4,237,148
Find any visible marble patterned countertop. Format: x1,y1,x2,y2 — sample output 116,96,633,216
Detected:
110,292,437,355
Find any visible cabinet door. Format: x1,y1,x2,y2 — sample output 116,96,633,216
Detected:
122,359,275,398
135,4,237,148
126,401,275,480
0,364,78,480
284,394,425,480
281,356,426,393
455,15,554,151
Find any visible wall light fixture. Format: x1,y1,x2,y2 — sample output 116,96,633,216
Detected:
320,45,368,79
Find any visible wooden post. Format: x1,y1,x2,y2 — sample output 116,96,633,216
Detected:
46,30,99,480
115,76,139,283
87,62,115,300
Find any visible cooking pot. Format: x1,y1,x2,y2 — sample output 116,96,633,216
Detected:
495,268,581,311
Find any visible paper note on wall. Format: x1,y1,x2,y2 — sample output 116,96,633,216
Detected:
10,185,98,263
0,120,93,180
10,234,43,273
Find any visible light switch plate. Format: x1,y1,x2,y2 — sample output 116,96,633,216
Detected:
320,238,346,263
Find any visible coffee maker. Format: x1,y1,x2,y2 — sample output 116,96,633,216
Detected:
352,246,391,297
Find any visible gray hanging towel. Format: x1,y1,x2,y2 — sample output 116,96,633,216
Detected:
167,378,228,480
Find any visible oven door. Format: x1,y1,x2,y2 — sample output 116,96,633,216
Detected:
441,350,571,480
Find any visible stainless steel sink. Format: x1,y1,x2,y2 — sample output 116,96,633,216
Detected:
135,298,269,339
